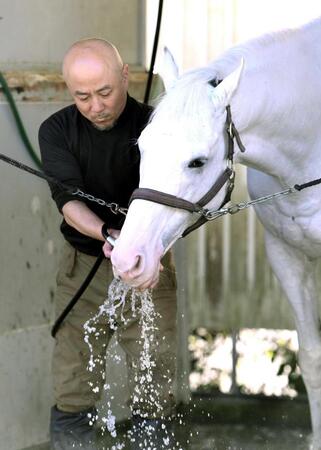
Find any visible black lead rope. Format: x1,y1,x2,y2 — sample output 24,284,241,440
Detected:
295,178,321,191
143,0,163,104
0,152,75,193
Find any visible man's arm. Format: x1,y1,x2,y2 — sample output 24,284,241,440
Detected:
62,200,105,241
62,200,120,257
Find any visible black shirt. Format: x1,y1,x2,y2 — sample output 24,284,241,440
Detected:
39,95,153,256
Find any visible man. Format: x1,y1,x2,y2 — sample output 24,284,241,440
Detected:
39,39,177,449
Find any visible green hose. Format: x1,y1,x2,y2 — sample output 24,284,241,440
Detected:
0,71,42,169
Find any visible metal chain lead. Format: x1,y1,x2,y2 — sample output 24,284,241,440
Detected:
1,151,319,223
72,188,128,216
204,185,297,221
73,182,311,222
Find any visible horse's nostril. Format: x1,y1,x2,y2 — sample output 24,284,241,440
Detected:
134,255,141,270
112,251,145,279
134,254,146,274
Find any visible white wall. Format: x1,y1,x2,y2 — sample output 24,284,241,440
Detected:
147,0,321,71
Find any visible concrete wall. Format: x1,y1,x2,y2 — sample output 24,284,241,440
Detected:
0,1,148,449
0,102,61,449
0,0,145,70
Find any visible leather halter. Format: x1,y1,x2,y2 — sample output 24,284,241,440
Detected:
129,80,246,237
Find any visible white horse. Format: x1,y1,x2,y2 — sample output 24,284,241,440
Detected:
111,17,321,447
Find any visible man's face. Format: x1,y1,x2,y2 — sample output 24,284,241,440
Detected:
66,58,128,130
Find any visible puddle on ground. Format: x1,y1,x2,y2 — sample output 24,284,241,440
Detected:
96,421,310,450
25,422,311,450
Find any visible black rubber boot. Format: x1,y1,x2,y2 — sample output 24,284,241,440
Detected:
129,416,177,450
50,405,97,450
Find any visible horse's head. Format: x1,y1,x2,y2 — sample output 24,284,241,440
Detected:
111,50,244,288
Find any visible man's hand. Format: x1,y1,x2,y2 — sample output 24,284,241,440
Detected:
102,228,120,258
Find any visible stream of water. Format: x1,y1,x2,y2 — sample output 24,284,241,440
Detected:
84,278,171,449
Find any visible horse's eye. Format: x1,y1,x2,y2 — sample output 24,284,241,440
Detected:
188,158,207,169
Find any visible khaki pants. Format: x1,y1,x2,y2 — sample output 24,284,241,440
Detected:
52,242,177,419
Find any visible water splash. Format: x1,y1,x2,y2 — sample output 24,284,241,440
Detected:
83,278,161,446
131,288,163,419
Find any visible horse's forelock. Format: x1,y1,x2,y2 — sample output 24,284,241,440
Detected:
151,67,217,127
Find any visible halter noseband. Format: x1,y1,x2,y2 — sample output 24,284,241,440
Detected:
129,79,246,237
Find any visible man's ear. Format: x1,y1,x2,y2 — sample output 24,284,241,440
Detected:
122,63,129,85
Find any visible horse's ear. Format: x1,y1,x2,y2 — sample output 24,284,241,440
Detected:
208,59,244,109
160,47,179,92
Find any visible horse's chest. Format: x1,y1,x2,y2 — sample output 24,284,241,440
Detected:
255,203,321,258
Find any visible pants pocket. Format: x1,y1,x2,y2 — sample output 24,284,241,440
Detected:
56,243,77,285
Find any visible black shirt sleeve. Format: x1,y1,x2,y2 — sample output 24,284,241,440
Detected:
38,111,85,213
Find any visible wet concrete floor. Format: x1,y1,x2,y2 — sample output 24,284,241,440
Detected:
181,422,309,449
27,394,312,449
98,418,310,450
29,421,310,450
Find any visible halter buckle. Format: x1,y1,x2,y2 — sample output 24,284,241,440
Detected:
227,122,234,139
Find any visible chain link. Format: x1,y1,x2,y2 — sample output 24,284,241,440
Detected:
72,188,128,216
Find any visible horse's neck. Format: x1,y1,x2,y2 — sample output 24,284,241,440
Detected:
226,20,321,184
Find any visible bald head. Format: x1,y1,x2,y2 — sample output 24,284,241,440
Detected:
62,39,124,82
62,39,129,130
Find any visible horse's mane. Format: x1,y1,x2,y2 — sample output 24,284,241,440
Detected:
151,16,321,127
